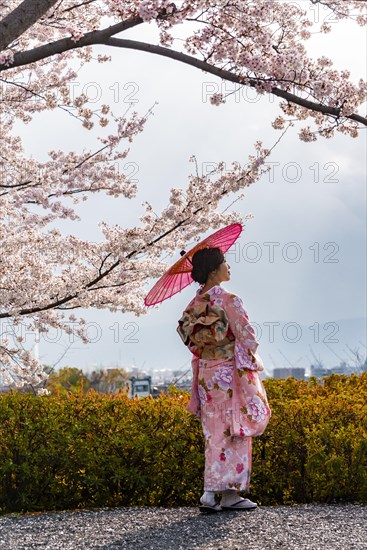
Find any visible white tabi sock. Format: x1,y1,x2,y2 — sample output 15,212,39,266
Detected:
220,489,243,506
200,491,217,506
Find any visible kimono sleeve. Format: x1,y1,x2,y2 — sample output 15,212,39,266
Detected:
225,293,263,371
186,355,201,418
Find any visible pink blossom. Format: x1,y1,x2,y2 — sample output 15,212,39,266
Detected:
299,127,317,142
0,51,14,67
210,93,225,106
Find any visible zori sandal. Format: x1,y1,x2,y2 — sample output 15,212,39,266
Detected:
221,498,257,511
199,502,222,513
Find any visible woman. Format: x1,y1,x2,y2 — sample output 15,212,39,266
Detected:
177,247,271,513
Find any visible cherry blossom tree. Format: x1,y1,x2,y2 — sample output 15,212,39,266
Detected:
0,0,366,391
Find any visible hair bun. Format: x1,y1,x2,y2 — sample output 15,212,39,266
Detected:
191,265,209,284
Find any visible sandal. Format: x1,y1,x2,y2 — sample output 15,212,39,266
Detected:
221,498,257,511
199,502,222,513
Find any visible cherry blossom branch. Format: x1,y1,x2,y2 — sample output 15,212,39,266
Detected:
1,7,365,128
311,0,367,20
61,0,98,14
0,154,270,319
0,16,143,70
0,207,215,315
103,38,367,126
3,30,364,125
0,77,84,121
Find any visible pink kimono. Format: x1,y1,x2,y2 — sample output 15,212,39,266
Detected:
177,285,271,492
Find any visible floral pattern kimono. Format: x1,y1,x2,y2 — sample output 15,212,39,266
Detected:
177,285,271,492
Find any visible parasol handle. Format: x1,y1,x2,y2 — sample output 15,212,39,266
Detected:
180,250,193,265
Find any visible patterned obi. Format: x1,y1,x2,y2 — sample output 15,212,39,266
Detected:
177,294,235,361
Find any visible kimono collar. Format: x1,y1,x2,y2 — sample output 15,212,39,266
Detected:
195,285,225,298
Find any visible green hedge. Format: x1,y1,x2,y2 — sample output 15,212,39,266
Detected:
0,373,366,514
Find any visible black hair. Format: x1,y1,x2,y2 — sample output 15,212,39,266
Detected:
191,247,224,285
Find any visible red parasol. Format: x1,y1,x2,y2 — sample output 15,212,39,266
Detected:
144,223,243,306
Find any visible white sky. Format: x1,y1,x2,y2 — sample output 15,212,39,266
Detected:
11,5,367,374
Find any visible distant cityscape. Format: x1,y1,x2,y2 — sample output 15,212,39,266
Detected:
272,360,367,380
104,354,367,384
113,357,367,398
1,357,366,396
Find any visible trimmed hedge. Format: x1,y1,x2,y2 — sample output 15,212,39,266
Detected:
251,374,367,505
0,373,366,514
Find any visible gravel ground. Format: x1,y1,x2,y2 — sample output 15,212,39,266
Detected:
0,504,366,550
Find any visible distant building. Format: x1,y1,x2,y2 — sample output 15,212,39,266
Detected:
176,381,192,392
128,375,152,399
272,367,305,380
310,364,328,378
310,361,365,378
329,363,349,375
